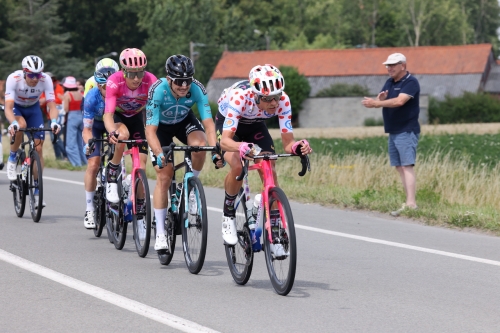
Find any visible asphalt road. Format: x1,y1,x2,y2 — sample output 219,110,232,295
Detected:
1,168,499,333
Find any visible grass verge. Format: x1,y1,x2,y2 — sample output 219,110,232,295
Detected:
5,127,500,235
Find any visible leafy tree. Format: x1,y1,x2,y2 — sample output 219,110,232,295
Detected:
58,0,147,75
268,66,310,127
132,0,224,83
0,0,86,78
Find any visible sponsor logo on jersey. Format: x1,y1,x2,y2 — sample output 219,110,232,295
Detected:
223,118,235,128
227,105,241,115
148,79,162,99
193,79,207,95
280,110,291,116
185,99,193,103
285,120,292,130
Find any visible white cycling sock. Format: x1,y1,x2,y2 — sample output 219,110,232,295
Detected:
192,169,201,178
0,143,3,163
86,191,95,210
154,208,167,235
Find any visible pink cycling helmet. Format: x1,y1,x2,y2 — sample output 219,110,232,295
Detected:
248,64,285,96
119,48,147,70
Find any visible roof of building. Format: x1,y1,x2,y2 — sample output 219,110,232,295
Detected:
211,44,493,78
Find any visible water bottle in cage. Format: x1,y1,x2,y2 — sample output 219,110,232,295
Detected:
249,194,262,252
123,174,132,199
21,159,29,181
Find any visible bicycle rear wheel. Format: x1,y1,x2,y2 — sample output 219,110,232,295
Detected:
12,150,26,217
156,207,177,265
181,177,208,274
107,178,127,250
263,187,297,296
93,186,106,237
133,169,152,257
224,188,253,285
28,151,43,222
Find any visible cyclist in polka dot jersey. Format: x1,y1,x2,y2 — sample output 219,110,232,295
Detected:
216,64,313,246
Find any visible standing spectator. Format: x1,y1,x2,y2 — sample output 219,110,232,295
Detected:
40,72,67,160
63,76,86,167
361,53,420,216
76,78,85,94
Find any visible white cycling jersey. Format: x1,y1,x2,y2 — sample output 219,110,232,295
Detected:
4,70,55,107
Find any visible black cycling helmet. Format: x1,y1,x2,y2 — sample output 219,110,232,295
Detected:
94,67,117,85
165,55,195,79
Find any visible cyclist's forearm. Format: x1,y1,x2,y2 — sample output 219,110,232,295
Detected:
202,119,217,146
47,101,58,121
145,126,162,156
4,100,15,123
103,113,117,133
82,127,93,144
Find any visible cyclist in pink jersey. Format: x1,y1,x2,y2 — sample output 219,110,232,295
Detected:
103,48,157,204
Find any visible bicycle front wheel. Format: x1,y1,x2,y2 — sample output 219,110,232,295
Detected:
224,188,253,285
29,151,43,222
93,186,106,237
12,150,26,217
155,208,177,265
263,187,297,296
133,169,152,257
181,177,208,274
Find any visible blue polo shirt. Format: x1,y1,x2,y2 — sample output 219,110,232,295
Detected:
381,72,420,134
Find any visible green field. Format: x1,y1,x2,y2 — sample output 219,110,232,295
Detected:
297,133,500,168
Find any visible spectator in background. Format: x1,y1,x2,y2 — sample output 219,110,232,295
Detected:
361,52,420,216
63,76,87,167
76,78,85,94
40,72,66,160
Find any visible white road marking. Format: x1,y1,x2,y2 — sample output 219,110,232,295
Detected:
40,174,500,267
293,225,500,267
0,249,221,333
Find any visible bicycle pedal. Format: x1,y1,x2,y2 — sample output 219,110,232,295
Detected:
156,249,169,255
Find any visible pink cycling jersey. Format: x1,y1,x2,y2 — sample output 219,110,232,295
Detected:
104,71,157,117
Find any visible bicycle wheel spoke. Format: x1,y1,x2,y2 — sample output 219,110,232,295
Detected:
263,187,297,296
224,188,253,285
181,177,208,274
29,151,43,222
133,169,152,258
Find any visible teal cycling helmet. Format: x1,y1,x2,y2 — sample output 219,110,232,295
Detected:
94,67,117,85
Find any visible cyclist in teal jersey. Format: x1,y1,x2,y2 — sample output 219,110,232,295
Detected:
146,54,223,251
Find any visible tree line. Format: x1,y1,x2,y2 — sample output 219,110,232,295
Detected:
1,0,499,85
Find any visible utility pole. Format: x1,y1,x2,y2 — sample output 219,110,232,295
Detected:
189,41,205,66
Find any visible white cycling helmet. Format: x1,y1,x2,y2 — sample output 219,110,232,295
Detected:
248,64,285,96
22,55,44,73
95,58,119,72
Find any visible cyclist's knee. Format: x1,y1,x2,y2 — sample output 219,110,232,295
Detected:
87,158,99,173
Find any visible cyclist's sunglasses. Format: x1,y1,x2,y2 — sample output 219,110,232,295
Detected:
98,83,107,89
260,93,282,103
169,77,193,87
124,70,145,79
26,72,42,79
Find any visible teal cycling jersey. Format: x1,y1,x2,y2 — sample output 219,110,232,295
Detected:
146,78,212,126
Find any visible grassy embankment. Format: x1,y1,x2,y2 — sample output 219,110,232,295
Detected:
4,122,500,234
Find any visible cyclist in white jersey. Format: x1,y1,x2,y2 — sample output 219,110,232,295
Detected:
216,64,313,247
4,55,62,207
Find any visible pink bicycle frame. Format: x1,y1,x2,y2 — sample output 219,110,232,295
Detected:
248,159,288,243
122,140,145,215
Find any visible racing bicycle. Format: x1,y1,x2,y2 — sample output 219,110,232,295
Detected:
106,139,152,257
225,150,310,295
154,142,217,274
9,127,58,222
